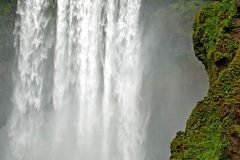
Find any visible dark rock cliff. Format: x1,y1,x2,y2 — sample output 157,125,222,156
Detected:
171,0,240,159
0,0,16,129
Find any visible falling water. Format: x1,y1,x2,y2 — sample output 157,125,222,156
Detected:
102,1,144,160
8,0,145,160
9,0,54,159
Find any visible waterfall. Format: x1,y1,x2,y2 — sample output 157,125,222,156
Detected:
8,0,145,160
9,0,54,159
102,1,144,160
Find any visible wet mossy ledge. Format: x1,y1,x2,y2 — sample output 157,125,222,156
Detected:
171,0,240,159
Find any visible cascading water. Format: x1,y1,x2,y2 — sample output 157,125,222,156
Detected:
102,1,144,160
9,0,54,159
8,0,145,160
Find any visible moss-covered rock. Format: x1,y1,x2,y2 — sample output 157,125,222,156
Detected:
170,0,240,159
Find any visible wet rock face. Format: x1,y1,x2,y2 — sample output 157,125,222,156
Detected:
237,0,240,12
228,125,240,159
0,0,17,129
221,104,240,159
170,0,240,159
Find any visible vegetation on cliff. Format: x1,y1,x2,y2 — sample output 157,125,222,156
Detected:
171,0,240,159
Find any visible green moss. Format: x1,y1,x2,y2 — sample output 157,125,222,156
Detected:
171,100,228,159
171,0,240,159
232,125,240,133
193,0,238,80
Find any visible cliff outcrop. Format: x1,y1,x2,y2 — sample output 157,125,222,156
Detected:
171,0,240,159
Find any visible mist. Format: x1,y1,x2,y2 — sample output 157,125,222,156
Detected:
139,0,208,159
0,0,208,160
